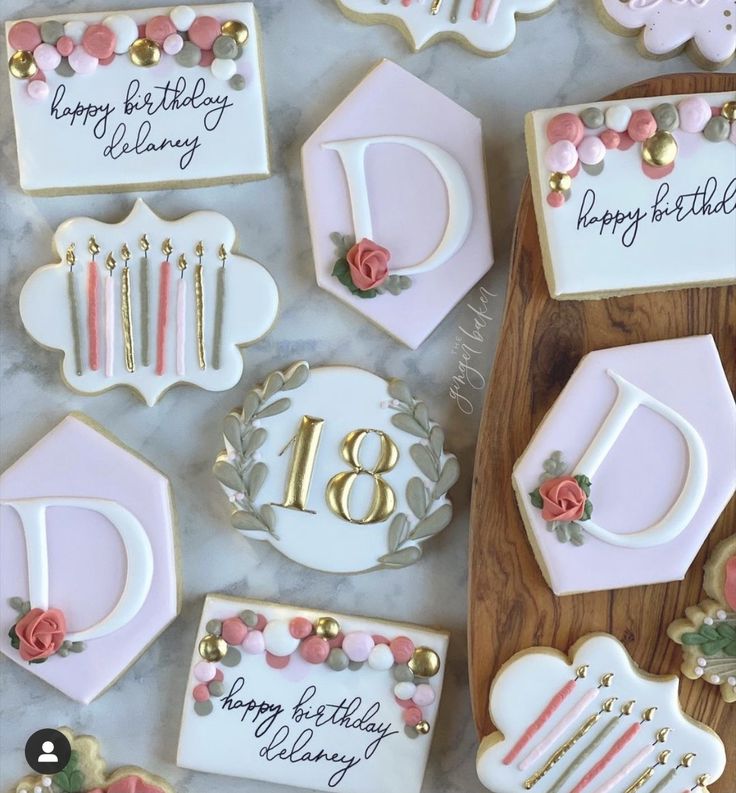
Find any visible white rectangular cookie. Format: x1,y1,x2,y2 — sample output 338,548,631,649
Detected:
177,594,449,793
525,92,736,300
5,3,269,194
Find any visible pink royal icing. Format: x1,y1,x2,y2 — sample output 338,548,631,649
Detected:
725,555,736,610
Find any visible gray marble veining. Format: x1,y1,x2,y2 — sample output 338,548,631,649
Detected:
0,1,696,791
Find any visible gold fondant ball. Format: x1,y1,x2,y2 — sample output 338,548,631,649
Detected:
641,131,677,167
549,172,572,192
315,616,340,640
415,720,431,735
129,38,162,67
721,101,736,122
408,646,441,678
221,19,249,45
199,634,227,662
9,50,37,79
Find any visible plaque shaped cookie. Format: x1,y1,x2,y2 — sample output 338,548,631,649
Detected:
19,199,279,406
177,594,449,793
213,361,460,573
302,60,493,349
476,634,727,793
5,3,268,194
512,335,736,595
597,0,736,71
11,728,174,793
334,0,556,57
668,534,736,703
526,92,736,300
0,414,179,703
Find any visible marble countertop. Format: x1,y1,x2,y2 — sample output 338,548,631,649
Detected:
0,1,705,791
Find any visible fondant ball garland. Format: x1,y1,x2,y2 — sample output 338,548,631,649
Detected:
545,98,736,208
7,4,250,101
192,610,441,736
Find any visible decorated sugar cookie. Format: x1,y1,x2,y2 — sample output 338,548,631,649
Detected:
19,199,278,406
12,727,174,793
334,0,557,57
214,361,459,573
0,413,179,703
597,0,736,71
177,594,449,793
302,60,493,349
668,534,736,703
476,634,727,793
525,91,736,300
5,3,268,194
512,335,736,595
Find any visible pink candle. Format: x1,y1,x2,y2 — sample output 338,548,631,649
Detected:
155,243,173,376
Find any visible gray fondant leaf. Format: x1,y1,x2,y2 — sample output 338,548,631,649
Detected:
248,462,268,499
263,370,285,400
398,276,411,289
256,398,291,419
413,402,430,431
232,510,269,532
411,444,439,482
223,413,243,454
8,597,23,611
244,427,267,457
260,504,276,530
391,413,428,439
388,379,413,405
242,391,261,423
429,425,444,459
378,545,423,568
409,504,453,540
433,457,460,498
388,513,408,553
213,460,244,493
283,361,310,391
406,477,428,520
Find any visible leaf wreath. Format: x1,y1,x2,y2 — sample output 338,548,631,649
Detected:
54,750,85,793
213,361,311,539
378,378,460,569
681,620,736,657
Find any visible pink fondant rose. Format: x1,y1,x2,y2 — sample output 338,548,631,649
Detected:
725,556,736,611
89,775,167,793
538,476,587,523
14,607,66,662
346,238,390,291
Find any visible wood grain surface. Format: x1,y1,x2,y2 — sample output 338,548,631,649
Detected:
468,72,736,790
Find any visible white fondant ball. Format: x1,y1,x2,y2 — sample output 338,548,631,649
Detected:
63,20,87,44
604,105,632,134
263,620,300,657
170,5,197,31
367,643,395,671
103,14,138,54
211,57,237,81
394,681,417,700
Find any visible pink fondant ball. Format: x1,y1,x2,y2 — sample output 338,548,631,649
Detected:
577,136,605,166
289,617,313,640
546,112,585,146
254,613,267,631
188,15,220,49
213,668,224,682
193,684,210,702
265,651,290,670
9,21,42,52
617,132,636,151
242,629,265,654
145,15,176,44
547,191,565,208
163,33,184,55
544,140,578,173
678,96,711,133
68,45,98,74
600,129,620,150
199,49,214,68
221,617,247,645
342,632,375,663
193,660,216,682
412,684,436,708
56,36,74,57
99,53,115,66
33,43,61,70
328,631,344,649
300,636,330,664
403,707,423,727
627,109,657,142
372,634,390,646
27,80,49,100
390,636,415,665
82,24,116,59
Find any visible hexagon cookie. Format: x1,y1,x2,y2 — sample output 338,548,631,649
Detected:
0,413,179,703
302,60,493,349
512,335,736,595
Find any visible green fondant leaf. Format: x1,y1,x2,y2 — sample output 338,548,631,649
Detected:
569,523,585,546
409,504,452,541
243,427,268,457
54,771,71,791
388,514,408,553
681,632,706,646
242,391,261,423
388,378,413,406
255,398,291,419
213,460,244,493
332,257,351,281
378,545,422,568
433,457,460,499
429,425,444,459
330,231,345,251
8,596,24,611
262,370,285,400
283,361,310,391
702,639,728,655
69,770,85,792
398,276,411,289
70,641,85,652
574,474,592,496
391,413,429,439
724,640,736,657
8,624,19,650
248,462,268,500
384,277,402,296
353,287,379,299
413,401,430,432
529,489,543,509
29,657,47,664
701,624,720,641
581,499,593,521
232,510,269,532
410,444,439,482
554,524,568,543
716,623,736,639
223,413,243,454
406,477,428,520
260,504,276,531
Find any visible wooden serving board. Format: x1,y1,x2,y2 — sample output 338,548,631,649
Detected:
469,72,736,788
